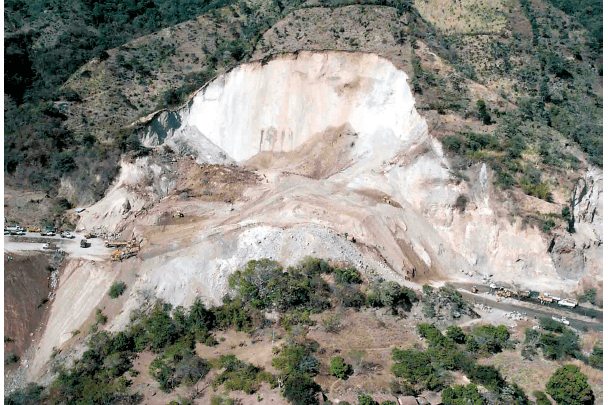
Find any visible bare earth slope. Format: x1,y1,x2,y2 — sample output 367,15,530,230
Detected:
19,50,602,391
79,51,599,316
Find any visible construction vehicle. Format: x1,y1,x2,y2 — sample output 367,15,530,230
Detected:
471,286,478,293
105,240,129,248
173,211,184,218
84,233,96,239
519,291,531,298
111,249,137,262
41,227,56,236
538,294,553,305
80,239,90,248
558,299,577,308
28,227,41,232
496,290,512,298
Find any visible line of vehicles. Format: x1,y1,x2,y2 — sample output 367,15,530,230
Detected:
5,223,141,263
4,225,75,239
471,283,579,308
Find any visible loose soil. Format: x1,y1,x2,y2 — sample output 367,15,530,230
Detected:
4,253,53,374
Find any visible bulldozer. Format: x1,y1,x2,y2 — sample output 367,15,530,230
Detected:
496,290,511,298
111,249,137,262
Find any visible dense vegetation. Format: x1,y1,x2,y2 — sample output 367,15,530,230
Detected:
545,365,595,405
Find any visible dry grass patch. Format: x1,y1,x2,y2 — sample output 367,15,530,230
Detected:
479,350,603,403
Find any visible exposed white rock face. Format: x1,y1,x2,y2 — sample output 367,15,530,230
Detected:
75,50,601,321
77,155,177,234
139,51,428,164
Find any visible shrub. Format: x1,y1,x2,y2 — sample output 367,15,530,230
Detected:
205,335,218,347
4,383,44,404
358,396,379,405
542,219,556,233
533,391,552,405
108,281,127,299
589,346,602,369
5,353,19,364
282,373,321,405
539,317,564,333
442,383,484,405
272,343,319,377
537,329,580,360
320,314,342,334
417,324,453,348
545,365,594,405
578,289,597,306
368,281,417,311
335,284,366,309
477,99,492,125
334,267,363,284
391,349,442,391
443,135,464,153
469,365,505,390
213,355,274,394
446,326,466,344
329,356,351,379
95,310,108,325
454,194,468,213
471,324,510,354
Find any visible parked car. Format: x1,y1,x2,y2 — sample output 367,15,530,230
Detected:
61,232,75,239
41,230,56,236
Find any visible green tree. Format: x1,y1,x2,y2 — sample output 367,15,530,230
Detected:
329,356,351,379
446,326,466,344
589,346,602,369
545,365,594,405
108,281,127,299
477,99,492,125
441,383,484,405
282,373,320,405
358,396,379,405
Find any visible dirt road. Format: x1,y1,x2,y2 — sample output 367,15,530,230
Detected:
4,232,111,261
